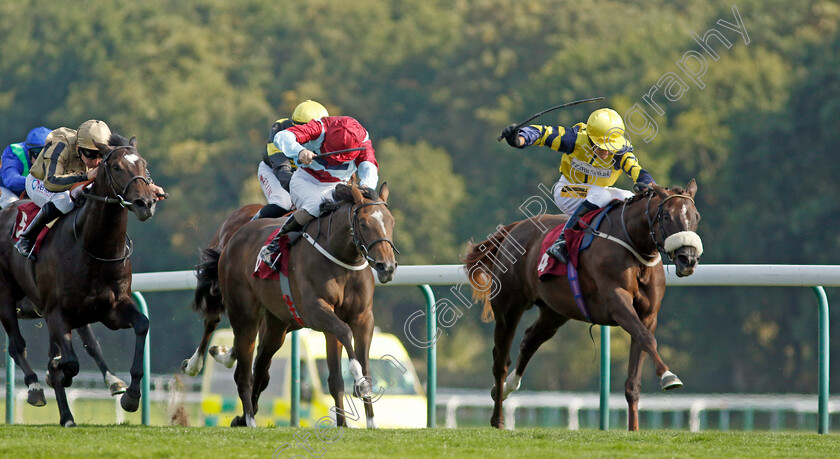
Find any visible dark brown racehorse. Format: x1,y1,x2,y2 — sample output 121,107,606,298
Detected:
464,180,702,431
192,183,397,427
0,134,161,426
180,203,261,376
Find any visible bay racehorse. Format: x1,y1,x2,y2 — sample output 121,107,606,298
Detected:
191,183,397,427
0,134,162,426
464,180,702,431
180,203,261,377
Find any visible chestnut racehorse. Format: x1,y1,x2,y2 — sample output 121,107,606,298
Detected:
465,180,702,431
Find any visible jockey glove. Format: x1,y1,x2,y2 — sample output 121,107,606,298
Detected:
633,181,653,194
501,124,521,147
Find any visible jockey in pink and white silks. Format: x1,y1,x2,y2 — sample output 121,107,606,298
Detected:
259,115,378,269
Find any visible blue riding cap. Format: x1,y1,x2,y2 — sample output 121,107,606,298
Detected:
25,126,51,149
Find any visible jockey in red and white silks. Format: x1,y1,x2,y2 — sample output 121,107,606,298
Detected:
274,115,378,218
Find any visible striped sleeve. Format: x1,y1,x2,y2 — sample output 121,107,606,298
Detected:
522,125,576,153
617,153,646,182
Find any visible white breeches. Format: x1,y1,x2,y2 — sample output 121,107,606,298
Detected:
289,170,340,217
552,176,633,215
257,162,292,210
25,174,75,213
0,187,19,208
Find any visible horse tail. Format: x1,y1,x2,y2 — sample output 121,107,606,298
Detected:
463,221,521,323
192,247,224,319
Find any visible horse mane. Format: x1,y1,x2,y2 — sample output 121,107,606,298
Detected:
625,184,686,204
319,184,378,215
108,133,131,147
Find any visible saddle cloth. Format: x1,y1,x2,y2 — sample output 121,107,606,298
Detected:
537,201,619,279
12,202,51,257
252,228,291,280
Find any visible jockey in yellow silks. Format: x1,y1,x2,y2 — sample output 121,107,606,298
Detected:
501,108,656,263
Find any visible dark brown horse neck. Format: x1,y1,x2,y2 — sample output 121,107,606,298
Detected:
72,168,131,263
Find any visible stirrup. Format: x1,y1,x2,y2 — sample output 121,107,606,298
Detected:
14,239,35,260
547,240,568,264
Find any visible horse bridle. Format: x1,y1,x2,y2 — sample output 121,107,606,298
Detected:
348,201,400,264
644,192,696,259
82,145,149,208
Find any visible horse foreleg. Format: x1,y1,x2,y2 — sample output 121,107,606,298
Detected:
45,315,77,427
102,299,149,413
76,324,126,395
324,333,348,427
504,307,569,401
351,310,377,429
625,337,647,431
490,303,526,430
611,290,682,390
181,312,221,376
0,301,45,406
308,300,371,401
251,315,288,415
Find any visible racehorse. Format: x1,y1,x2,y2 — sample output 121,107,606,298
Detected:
192,183,397,427
464,180,702,431
0,134,162,426
180,203,261,377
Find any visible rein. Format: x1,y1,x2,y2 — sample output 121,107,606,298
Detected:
349,201,400,264
72,208,134,262
301,198,400,271
74,145,145,262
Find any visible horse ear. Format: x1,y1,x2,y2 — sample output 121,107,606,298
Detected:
378,182,389,202
652,182,668,199
350,184,364,204
129,136,138,148
685,178,697,197
93,141,109,152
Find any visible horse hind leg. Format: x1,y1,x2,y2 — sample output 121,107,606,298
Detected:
251,315,288,415
76,324,126,395
229,320,259,428
489,297,528,430
499,307,569,401
0,298,46,406
182,313,222,375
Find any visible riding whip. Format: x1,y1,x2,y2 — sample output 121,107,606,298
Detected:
496,96,605,141
317,147,365,157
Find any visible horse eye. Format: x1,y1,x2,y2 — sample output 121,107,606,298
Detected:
112,164,121,172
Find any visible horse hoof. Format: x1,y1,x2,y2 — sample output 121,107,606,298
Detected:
180,359,194,375
490,385,499,402
62,419,77,428
491,418,504,430
120,392,141,412
109,381,127,396
231,415,246,427
660,371,683,391
27,388,46,407
354,379,375,399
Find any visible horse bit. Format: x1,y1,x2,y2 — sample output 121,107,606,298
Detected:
349,201,400,264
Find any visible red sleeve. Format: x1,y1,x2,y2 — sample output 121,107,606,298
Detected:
354,140,377,168
286,119,325,144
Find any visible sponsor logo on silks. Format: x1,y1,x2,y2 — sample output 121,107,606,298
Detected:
570,158,611,178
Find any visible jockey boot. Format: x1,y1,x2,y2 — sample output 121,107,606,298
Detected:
250,203,289,221
15,202,62,261
258,210,314,269
546,200,600,264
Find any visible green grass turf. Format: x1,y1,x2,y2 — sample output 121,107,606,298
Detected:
1,426,839,458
